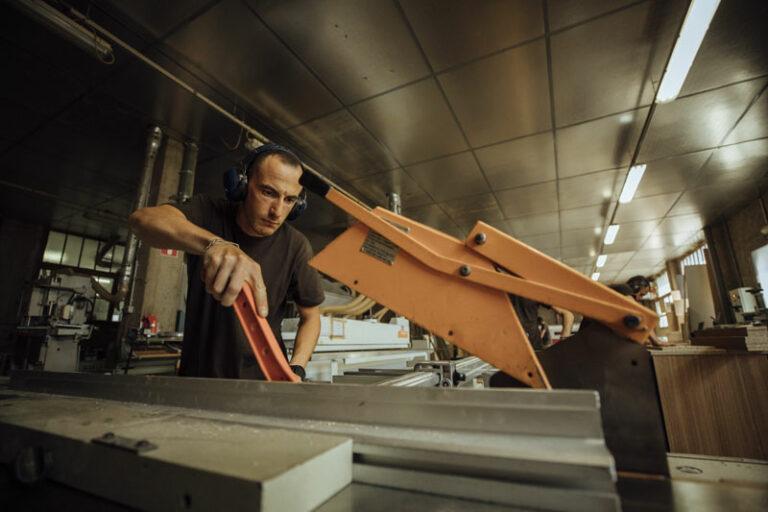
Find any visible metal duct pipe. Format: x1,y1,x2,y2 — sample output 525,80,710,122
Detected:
176,140,198,204
93,126,162,305
387,192,402,215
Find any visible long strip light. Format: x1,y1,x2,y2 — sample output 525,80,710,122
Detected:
591,273,601,281
12,0,115,63
619,164,647,203
656,0,721,103
596,254,607,268
604,224,620,245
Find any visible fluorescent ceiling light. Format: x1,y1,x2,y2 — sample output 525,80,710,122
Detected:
596,254,607,268
656,0,721,103
591,272,600,281
604,224,620,245
619,164,647,204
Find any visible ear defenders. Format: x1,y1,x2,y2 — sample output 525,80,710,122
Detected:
223,142,307,221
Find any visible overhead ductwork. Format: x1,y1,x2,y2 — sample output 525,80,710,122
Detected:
92,126,162,305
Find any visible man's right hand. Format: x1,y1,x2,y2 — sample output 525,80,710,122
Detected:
202,242,269,316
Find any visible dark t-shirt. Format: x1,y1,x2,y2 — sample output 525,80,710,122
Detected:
510,295,544,350
175,195,324,378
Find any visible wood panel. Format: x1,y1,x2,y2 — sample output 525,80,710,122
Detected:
653,354,768,460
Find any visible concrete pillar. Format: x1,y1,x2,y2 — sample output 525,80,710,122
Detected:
134,138,187,333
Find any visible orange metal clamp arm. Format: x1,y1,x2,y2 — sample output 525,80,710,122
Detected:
233,283,300,383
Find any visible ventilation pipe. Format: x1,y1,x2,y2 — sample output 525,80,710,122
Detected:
176,140,198,204
92,125,163,304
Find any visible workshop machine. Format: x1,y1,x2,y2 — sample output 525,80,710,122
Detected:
1,171,671,511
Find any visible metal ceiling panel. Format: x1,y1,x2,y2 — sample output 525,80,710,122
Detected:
556,108,648,178
615,219,662,240
349,168,432,209
668,182,740,220
603,237,648,254
438,40,551,147
613,192,680,223
164,0,340,129
440,193,504,226
653,214,705,236
496,181,558,218
635,150,711,199
600,251,635,270
251,0,429,104
506,212,559,237
627,248,668,263
558,168,623,210
518,232,561,251
287,109,399,182
639,78,767,161
104,0,215,38
400,0,544,72
547,0,638,32
350,78,467,165
697,138,768,187
561,244,596,260
401,203,458,234
551,0,684,126
474,132,556,190
561,228,600,248
724,87,768,144
560,204,608,231
679,0,768,97
404,152,488,202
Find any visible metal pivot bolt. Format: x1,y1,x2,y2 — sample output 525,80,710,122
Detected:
623,315,641,329
459,265,472,277
474,232,487,245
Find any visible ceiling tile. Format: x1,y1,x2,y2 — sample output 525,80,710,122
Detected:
351,78,468,164
551,0,684,125
405,152,488,202
251,0,429,104
401,0,544,71
635,150,711,199
558,168,623,210
614,192,681,223
557,108,648,178
639,78,767,161
642,232,699,250
104,0,214,38
439,40,551,147
507,212,560,237
475,132,556,190
670,179,760,220
349,168,432,209
561,228,600,248
402,203,457,233
679,0,768,96
165,0,341,128
547,0,638,31
560,204,608,231
288,109,399,181
725,88,768,145
698,138,768,186
613,219,661,241
562,245,596,260
600,250,635,269
496,181,558,218
518,232,561,251
654,214,705,236
440,193,504,226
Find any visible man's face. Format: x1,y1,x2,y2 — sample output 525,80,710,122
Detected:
633,286,650,301
241,154,303,237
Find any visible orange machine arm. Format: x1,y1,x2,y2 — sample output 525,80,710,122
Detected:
233,283,300,383
298,172,657,389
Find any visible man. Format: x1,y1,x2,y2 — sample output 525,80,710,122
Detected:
626,275,665,348
129,144,324,380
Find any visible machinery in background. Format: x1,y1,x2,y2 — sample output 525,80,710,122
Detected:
728,286,761,323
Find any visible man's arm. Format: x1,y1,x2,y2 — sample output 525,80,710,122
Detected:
289,304,321,369
552,306,574,338
129,205,269,314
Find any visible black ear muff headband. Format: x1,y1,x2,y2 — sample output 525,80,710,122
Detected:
222,143,307,221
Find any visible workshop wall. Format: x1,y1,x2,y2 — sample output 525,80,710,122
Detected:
0,218,46,356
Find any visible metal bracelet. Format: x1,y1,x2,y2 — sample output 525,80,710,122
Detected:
204,238,239,253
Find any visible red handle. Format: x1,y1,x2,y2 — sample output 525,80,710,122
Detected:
232,283,300,383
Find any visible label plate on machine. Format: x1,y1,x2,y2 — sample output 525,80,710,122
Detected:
361,230,398,265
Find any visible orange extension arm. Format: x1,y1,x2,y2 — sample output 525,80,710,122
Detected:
233,283,300,383
300,172,657,389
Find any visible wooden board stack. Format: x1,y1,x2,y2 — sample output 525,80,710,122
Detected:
690,325,768,352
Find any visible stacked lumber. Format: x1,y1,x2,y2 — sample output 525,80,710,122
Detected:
690,325,768,352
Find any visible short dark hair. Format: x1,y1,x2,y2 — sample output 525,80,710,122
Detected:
627,275,651,293
247,146,302,179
